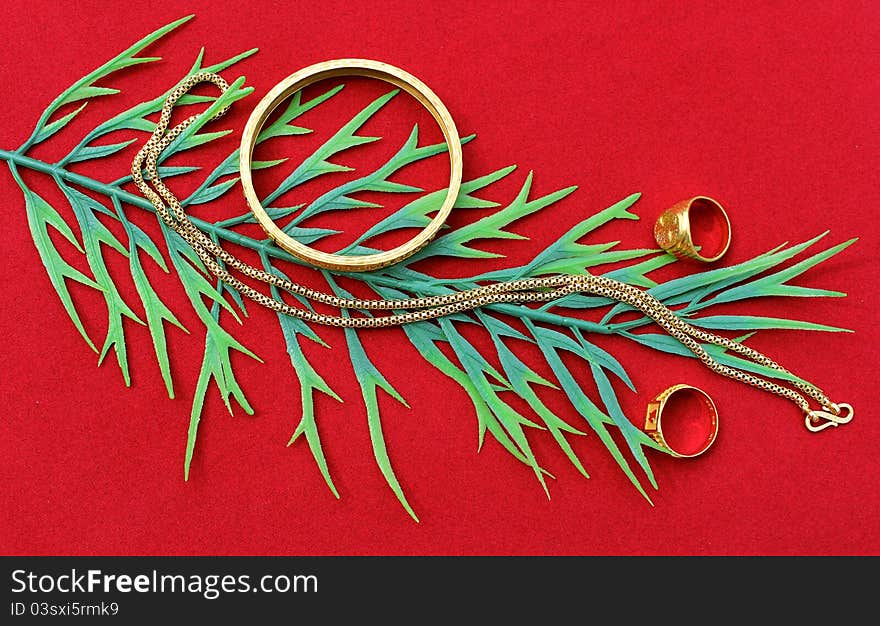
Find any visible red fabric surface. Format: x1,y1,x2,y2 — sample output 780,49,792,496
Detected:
1,1,877,555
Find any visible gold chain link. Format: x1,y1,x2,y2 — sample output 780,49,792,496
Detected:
131,72,849,429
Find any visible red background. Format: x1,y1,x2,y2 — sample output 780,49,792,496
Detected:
1,1,877,555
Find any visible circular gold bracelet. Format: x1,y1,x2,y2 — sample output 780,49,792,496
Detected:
239,58,463,272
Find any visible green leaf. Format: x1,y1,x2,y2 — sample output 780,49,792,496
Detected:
399,319,515,454
373,283,516,399
213,206,338,244
181,150,287,209
197,47,260,74
589,364,659,492
59,184,144,385
411,172,577,262
72,46,257,156
668,242,789,309
65,138,137,164
21,15,193,150
61,85,121,105
33,103,88,144
159,225,259,479
257,84,344,143
604,253,676,288
259,123,312,141
350,165,515,248
326,276,417,520
185,298,260,480
112,197,187,397
697,238,855,307
600,233,832,324
526,319,658,501
277,310,341,498
474,310,535,345
264,89,397,205
438,317,551,495
534,246,657,277
185,177,240,205
163,227,241,321
515,193,641,278
287,127,476,230
484,315,589,479
463,193,643,282
160,76,254,161
687,315,850,333
11,165,101,351
167,130,233,155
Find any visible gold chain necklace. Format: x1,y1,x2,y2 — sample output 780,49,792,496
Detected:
131,69,852,433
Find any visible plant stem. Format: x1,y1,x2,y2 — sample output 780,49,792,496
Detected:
1,148,255,247
1,148,615,335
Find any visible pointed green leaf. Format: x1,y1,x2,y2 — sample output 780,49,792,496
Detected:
700,238,856,307
185,177,240,205
61,85,120,105
412,172,578,262
184,296,260,480
688,315,850,333
61,185,144,386
264,89,397,204
257,84,344,143
66,138,137,163
21,15,193,150
352,165,515,248
526,319,656,501
11,167,101,351
487,323,589,478
439,317,551,495
33,103,88,144
287,127,475,228
280,314,341,498
590,364,658,490
326,276,417,519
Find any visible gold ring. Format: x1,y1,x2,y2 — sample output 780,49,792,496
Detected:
239,59,463,272
644,384,719,458
653,196,731,262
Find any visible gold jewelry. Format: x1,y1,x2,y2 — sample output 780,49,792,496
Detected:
239,59,463,272
645,384,719,458
654,196,731,262
130,66,851,433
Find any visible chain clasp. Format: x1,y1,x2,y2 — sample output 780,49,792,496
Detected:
805,402,853,432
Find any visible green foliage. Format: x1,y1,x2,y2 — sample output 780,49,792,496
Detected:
1,17,854,520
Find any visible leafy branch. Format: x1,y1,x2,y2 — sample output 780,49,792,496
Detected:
1,16,855,520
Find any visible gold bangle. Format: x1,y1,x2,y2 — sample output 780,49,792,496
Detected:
644,384,719,458
239,58,463,272
653,196,731,263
